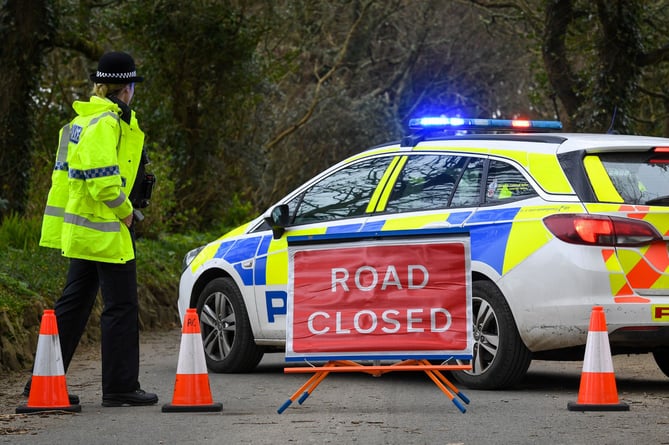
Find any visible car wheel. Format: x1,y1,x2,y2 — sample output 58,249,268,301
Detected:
451,280,532,389
652,348,669,377
196,277,264,372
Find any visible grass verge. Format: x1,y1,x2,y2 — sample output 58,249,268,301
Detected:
0,213,215,371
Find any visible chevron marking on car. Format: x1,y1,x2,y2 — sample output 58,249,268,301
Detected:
582,202,669,301
600,248,649,302
616,243,669,293
602,248,628,294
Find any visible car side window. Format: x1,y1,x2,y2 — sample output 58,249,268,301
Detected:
451,158,484,207
385,154,467,213
485,159,536,204
292,156,393,225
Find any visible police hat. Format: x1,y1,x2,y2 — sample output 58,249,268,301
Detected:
90,51,144,84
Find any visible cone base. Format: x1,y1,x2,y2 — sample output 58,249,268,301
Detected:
16,403,82,414
567,401,629,412
161,402,222,413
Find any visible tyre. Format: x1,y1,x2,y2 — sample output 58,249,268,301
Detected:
451,280,532,389
195,277,264,372
652,348,669,378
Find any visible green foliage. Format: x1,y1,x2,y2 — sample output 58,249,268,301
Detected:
135,232,210,308
7,0,669,237
0,271,42,314
215,193,255,233
113,0,265,232
0,213,214,320
0,213,41,250
0,214,65,313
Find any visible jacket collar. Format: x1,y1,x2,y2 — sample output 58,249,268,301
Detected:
107,95,132,124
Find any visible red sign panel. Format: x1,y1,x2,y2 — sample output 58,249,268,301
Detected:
286,236,472,361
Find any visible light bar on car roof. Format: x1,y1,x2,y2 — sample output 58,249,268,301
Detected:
408,117,563,132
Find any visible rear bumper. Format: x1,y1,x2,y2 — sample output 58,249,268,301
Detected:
609,326,669,350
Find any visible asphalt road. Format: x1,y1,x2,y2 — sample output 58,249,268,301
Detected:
1,328,668,445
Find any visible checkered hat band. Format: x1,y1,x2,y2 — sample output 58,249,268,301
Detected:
95,70,137,80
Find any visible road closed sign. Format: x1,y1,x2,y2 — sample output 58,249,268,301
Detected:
285,231,472,362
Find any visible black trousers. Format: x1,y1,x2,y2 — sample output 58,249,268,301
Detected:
55,257,140,394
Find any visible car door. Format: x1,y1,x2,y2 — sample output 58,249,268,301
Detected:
366,152,484,233
251,154,399,339
367,152,546,278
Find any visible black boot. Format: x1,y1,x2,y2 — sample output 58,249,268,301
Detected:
102,388,158,407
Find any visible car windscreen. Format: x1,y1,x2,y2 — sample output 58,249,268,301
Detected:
586,151,669,205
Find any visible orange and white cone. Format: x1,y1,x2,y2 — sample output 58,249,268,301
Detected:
16,309,81,414
568,306,629,411
162,308,222,412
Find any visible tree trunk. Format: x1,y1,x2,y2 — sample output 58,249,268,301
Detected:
0,0,55,216
541,0,581,130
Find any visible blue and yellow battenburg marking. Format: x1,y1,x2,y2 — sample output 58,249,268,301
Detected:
191,202,592,324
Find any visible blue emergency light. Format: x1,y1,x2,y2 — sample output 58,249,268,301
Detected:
408,116,563,132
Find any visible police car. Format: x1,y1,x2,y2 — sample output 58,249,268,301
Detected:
178,117,669,389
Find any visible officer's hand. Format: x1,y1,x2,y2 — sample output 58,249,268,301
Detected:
122,213,133,228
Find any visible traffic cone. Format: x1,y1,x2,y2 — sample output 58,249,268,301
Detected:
16,309,81,414
568,306,629,411
162,308,222,412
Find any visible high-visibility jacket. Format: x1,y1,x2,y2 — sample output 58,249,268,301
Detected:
39,96,145,263
40,123,71,249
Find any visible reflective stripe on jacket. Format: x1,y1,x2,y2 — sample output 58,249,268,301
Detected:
40,96,145,263
39,123,72,249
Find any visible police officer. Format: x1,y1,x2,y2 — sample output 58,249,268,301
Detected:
25,51,158,407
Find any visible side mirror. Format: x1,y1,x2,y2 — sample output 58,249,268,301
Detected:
263,204,290,239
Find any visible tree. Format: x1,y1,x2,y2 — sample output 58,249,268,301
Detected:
0,0,56,217
468,0,669,133
15,0,669,235
254,0,540,208
116,0,263,230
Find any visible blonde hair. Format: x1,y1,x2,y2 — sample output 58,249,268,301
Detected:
93,83,127,98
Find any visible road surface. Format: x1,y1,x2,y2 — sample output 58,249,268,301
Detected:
1,328,668,444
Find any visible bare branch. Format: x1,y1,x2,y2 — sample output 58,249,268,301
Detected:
264,1,373,150
638,43,669,66
53,31,105,61
637,84,669,101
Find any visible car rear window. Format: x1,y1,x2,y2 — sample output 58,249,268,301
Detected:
586,152,669,205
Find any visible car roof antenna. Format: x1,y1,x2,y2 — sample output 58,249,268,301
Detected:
606,106,618,134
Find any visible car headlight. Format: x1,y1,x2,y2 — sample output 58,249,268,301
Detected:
182,245,205,271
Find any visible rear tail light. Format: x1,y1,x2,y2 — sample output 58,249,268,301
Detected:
543,214,662,246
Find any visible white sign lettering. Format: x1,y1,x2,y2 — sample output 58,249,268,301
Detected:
331,265,429,292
